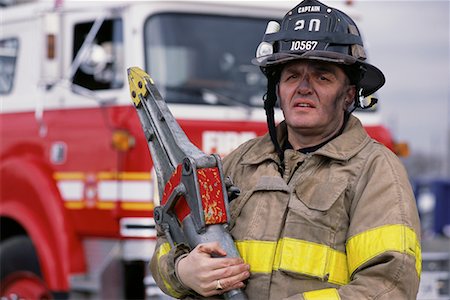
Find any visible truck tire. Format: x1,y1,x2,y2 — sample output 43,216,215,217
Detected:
0,236,52,299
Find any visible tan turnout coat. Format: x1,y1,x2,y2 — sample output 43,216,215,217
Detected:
150,115,421,300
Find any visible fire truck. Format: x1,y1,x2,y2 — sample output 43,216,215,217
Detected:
0,0,405,299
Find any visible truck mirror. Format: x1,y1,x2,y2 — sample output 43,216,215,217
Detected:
79,43,110,76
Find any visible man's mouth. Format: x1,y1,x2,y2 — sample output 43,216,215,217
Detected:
297,103,312,108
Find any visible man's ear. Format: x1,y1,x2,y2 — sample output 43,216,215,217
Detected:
344,85,356,109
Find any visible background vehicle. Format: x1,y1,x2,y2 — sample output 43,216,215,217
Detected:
1,0,442,299
414,180,450,300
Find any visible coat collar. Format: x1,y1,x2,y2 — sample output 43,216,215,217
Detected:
242,115,371,165
315,115,371,160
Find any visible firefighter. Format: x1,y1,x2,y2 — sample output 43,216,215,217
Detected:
150,0,421,299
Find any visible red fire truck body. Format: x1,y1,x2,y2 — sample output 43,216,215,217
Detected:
0,0,397,298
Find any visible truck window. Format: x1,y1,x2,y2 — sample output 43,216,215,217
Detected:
72,18,123,90
144,14,268,107
0,38,19,94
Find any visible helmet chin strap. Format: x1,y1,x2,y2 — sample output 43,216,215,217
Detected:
264,72,285,173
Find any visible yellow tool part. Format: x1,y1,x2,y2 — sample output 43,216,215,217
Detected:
127,67,154,107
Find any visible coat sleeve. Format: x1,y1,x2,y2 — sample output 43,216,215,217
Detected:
286,145,422,300
149,224,192,298
339,146,421,299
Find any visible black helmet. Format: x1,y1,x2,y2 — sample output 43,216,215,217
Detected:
253,0,385,98
254,0,385,168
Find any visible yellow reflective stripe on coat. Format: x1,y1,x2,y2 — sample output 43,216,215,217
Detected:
156,242,183,298
235,238,349,285
304,288,340,300
157,242,171,258
346,224,422,277
277,238,348,285
235,240,278,273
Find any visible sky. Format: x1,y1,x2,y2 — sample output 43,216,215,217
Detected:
344,1,449,169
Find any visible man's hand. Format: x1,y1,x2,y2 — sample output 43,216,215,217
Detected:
177,242,250,297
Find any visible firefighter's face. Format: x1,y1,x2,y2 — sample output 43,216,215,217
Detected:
278,60,355,148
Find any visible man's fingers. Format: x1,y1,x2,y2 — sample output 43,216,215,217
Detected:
208,265,250,295
209,256,246,271
203,277,246,298
197,242,227,257
210,260,249,278
225,280,246,292
221,268,250,289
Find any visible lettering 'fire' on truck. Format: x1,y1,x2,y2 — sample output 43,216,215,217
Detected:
0,0,403,298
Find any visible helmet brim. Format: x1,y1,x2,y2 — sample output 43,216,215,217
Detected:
252,50,385,97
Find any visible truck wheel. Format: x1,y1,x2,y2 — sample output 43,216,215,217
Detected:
0,236,52,299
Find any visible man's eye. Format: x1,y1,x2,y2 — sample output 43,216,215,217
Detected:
282,74,296,82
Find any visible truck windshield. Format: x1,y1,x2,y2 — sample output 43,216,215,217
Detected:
144,13,268,107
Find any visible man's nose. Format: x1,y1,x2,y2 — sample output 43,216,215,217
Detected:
296,75,312,94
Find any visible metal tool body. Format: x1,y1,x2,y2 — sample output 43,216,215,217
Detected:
128,67,247,300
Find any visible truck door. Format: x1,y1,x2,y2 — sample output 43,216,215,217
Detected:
52,7,129,236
